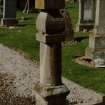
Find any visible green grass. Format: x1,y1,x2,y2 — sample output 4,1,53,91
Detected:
0,12,39,60
0,3,105,94
62,38,105,94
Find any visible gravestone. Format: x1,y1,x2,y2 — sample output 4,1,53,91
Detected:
34,0,70,105
1,0,17,26
85,0,105,67
76,0,96,32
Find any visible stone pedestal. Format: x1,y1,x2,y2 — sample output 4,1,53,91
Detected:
86,0,105,67
76,0,96,32
34,10,69,104
1,0,17,26
34,0,70,103
35,33,69,105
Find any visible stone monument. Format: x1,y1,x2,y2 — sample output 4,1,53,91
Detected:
1,0,17,26
86,0,105,67
34,0,70,105
76,0,96,32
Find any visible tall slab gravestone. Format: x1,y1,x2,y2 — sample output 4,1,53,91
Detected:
1,0,17,26
86,0,105,67
76,0,96,32
34,0,70,105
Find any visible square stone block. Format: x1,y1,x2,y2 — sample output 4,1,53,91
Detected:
35,0,65,9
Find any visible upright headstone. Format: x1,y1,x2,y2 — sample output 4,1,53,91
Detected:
86,0,105,67
1,0,17,26
34,0,70,105
76,0,96,32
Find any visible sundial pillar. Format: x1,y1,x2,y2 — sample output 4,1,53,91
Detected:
34,0,70,105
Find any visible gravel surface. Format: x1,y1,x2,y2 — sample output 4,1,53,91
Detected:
0,44,104,105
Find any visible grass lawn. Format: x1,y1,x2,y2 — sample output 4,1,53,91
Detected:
0,13,39,60
0,2,105,94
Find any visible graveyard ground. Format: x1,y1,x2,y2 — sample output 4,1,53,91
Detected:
0,2,105,95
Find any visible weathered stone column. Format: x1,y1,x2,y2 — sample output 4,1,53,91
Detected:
34,0,69,105
76,0,96,32
85,0,105,67
1,0,17,26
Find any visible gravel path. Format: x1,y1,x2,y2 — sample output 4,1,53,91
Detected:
0,44,104,105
